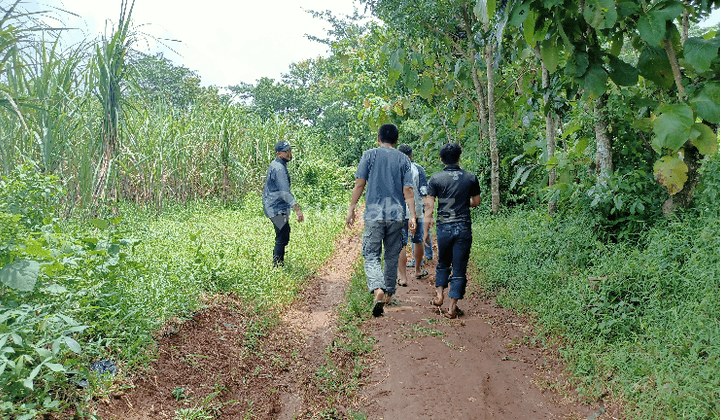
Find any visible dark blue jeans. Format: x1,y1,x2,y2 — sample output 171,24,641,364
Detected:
435,222,472,300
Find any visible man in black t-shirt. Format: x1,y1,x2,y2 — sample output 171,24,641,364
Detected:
424,143,481,318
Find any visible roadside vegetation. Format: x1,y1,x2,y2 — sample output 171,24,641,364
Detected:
471,155,720,419
2,0,720,419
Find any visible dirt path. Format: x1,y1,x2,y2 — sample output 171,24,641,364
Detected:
358,255,617,419
94,221,621,419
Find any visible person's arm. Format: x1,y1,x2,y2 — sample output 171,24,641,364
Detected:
272,164,299,210
346,178,366,227
470,194,481,207
403,186,417,234
423,195,435,243
293,203,304,222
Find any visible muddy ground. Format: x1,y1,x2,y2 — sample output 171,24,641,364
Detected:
94,222,624,419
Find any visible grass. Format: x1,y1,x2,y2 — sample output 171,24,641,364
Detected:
116,192,347,326
301,258,375,418
470,208,720,419
0,187,348,418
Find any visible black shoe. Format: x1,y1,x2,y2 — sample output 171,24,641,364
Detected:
372,301,385,317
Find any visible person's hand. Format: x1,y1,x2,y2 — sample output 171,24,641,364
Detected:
408,218,417,236
296,210,304,223
424,218,433,242
346,208,355,228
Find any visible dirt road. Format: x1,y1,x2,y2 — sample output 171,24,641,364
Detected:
96,222,620,419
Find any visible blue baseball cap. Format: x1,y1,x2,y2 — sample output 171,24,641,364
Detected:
275,141,292,152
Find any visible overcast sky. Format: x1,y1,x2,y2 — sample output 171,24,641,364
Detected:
16,1,720,88
24,0,365,87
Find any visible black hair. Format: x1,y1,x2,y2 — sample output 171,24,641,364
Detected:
397,144,412,157
378,124,399,144
439,142,462,165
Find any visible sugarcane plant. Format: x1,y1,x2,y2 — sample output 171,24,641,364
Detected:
90,0,136,205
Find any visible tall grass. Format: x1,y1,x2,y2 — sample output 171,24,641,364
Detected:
2,1,337,215
470,205,720,419
1,161,351,418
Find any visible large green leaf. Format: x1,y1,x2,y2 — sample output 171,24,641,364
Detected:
582,63,608,99
618,1,640,18
637,11,667,47
690,123,718,155
608,55,638,86
637,46,674,88
583,0,618,29
0,260,39,292
653,1,686,21
65,336,82,354
652,103,694,153
565,52,589,77
684,36,720,73
90,219,109,230
418,76,434,99
405,69,419,91
508,2,530,27
389,50,404,72
523,10,538,45
654,155,688,195
689,82,720,123
474,0,496,25
540,39,560,73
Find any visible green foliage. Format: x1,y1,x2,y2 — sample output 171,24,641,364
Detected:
575,169,666,242
0,163,64,229
132,52,202,109
292,158,355,211
0,168,347,416
694,152,720,217
472,209,720,419
0,211,145,418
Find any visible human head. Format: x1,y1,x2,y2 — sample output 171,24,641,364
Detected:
377,124,399,144
275,141,292,153
398,144,413,159
275,140,293,161
439,142,462,165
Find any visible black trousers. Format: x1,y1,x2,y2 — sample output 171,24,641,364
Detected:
272,214,291,265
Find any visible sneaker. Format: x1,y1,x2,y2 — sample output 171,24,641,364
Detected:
406,260,415,267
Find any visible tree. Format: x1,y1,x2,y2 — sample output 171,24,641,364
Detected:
510,0,720,213
360,0,508,212
131,52,202,110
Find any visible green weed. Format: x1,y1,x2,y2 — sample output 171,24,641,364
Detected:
471,208,720,419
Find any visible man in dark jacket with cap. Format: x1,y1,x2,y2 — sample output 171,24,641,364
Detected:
263,140,304,266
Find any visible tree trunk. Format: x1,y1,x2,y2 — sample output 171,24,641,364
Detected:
594,93,613,184
537,44,558,215
486,43,500,214
471,63,489,146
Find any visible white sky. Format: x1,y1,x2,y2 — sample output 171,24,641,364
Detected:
15,1,720,88
23,0,365,87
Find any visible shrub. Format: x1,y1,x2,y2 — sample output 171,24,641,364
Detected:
0,163,65,229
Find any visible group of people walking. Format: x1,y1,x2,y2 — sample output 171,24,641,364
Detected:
263,123,481,318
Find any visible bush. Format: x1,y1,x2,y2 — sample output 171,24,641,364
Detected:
0,163,65,229
471,209,720,418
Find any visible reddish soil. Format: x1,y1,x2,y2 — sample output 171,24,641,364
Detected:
93,221,624,419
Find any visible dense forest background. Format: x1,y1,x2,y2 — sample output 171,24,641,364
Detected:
2,0,720,418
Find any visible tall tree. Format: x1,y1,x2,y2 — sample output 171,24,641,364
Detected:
360,0,508,212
